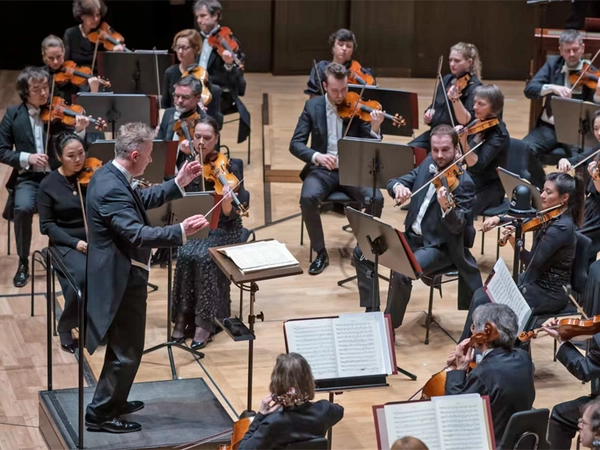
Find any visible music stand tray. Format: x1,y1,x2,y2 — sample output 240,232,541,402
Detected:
87,139,115,164
77,93,154,134
553,96,600,150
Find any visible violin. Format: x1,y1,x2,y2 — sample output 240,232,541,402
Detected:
53,61,111,88
519,315,600,342
77,157,103,186
458,118,500,137
207,27,245,70
337,91,406,128
87,22,131,52
431,163,463,209
498,207,562,247
451,72,472,97
414,322,500,400
347,60,375,86
568,62,600,90
40,96,107,131
202,152,249,217
173,110,202,150
181,64,212,105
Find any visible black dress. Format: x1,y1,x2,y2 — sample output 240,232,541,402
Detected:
583,178,600,261
38,169,87,333
63,26,96,68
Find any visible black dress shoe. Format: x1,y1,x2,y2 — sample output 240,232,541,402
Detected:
191,335,212,350
60,339,78,354
85,415,141,433
13,262,29,288
115,401,145,415
169,335,185,343
309,250,329,275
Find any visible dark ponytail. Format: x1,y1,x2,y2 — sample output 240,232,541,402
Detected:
545,172,584,227
54,132,84,160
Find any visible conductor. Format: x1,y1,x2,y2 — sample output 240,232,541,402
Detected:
84,122,209,433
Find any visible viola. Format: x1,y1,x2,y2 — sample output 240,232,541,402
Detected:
337,91,406,128
40,96,107,131
173,110,202,157
458,118,500,137
202,152,249,217
519,315,600,342
77,157,103,186
568,62,600,90
347,60,375,86
53,61,111,88
87,22,131,52
498,207,562,247
207,27,245,70
181,64,212,105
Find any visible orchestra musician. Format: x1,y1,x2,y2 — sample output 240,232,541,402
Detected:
353,125,482,326
461,172,584,341
161,29,223,126
193,0,250,144
0,66,89,288
37,133,88,353
289,62,384,276
171,116,248,349
445,303,535,444
455,84,509,216
305,28,375,98
84,123,209,433
390,437,428,450
63,0,124,68
524,28,600,189
409,42,482,152
575,398,600,450
238,353,344,450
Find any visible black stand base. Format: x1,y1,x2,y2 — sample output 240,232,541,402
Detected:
147,282,158,293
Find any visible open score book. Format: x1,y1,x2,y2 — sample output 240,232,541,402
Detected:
216,240,299,274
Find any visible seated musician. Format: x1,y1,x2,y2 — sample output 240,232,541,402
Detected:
391,437,428,450
353,125,482,326
171,116,248,348
38,133,88,353
456,84,509,216
574,398,600,450
290,62,384,276
445,303,535,444
305,28,375,97
0,67,89,288
42,34,100,103
461,172,584,340
63,0,124,68
524,28,600,189
193,0,250,144
409,42,482,152
161,29,223,127
238,353,344,450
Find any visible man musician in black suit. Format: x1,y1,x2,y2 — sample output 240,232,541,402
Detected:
193,0,250,144
353,125,482,326
0,66,90,287
84,122,209,433
290,61,384,275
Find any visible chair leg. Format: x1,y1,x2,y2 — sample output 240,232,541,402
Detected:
300,217,304,246
480,216,485,255
7,219,11,256
52,271,57,336
553,338,557,362
30,252,35,317
425,280,436,345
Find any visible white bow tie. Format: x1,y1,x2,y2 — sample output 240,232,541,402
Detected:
429,164,438,175
28,108,40,117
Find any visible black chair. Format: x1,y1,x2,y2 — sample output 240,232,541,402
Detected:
221,88,251,165
539,146,570,167
284,437,329,450
420,267,460,345
497,408,550,450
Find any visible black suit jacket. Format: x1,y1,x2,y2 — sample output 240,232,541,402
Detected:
445,347,536,443
557,334,600,384
157,106,207,142
238,400,344,450
289,95,377,180
85,162,184,353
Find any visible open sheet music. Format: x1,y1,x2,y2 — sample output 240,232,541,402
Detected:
216,240,299,273
373,394,495,450
284,312,396,381
484,258,532,334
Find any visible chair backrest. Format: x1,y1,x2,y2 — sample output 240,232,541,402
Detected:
505,138,529,179
497,408,550,450
413,146,427,167
572,231,592,295
284,437,329,450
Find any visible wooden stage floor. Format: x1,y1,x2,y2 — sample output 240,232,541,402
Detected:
0,72,588,449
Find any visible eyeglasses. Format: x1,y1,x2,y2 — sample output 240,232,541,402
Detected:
579,418,591,427
174,94,193,100
176,46,192,52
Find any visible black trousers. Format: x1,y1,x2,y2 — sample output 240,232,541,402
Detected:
54,246,87,333
86,266,148,420
14,173,45,262
473,181,505,218
300,167,383,254
353,232,453,328
523,122,572,189
408,130,432,153
548,395,593,449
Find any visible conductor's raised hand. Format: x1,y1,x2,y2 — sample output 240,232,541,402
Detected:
315,153,337,171
393,184,411,205
175,160,202,187
181,214,209,236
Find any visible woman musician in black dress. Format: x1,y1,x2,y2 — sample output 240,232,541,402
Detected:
38,133,88,353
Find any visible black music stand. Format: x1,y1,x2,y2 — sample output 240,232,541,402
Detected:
348,85,419,136
86,139,115,164
345,207,418,381
337,138,414,286
143,192,214,379
77,93,153,136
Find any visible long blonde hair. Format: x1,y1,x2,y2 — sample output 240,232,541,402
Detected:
450,42,482,79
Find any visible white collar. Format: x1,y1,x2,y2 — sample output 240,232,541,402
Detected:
112,159,134,185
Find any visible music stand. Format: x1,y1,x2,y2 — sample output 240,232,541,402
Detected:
498,167,543,210
348,85,419,137
143,192,214,379
77,93,155,135
87,139,115,164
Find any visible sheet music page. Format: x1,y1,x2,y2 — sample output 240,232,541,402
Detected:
340,312,392,374
433,394,491,450
333,314,386,378
486,258,532,334
383,402,441,450
284,319,339,380
217,240,299,273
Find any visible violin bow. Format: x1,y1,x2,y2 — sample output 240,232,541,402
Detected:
343,84,367,138
153,46,162,106
77,180,89,240
563,285,590,320
569,47,600,93
430,56,443,115
204,177,245,217
42,77,56,161
91,35,100,75
570,147,600,170
313,59,325,97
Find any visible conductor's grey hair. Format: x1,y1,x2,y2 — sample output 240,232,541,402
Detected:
114,122,155,159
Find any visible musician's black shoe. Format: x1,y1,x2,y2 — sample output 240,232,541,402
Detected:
309,250,329,275
191,335,213,350
59,332,77,354
85,415,141,433
115,401,145,415
13,261,29,288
